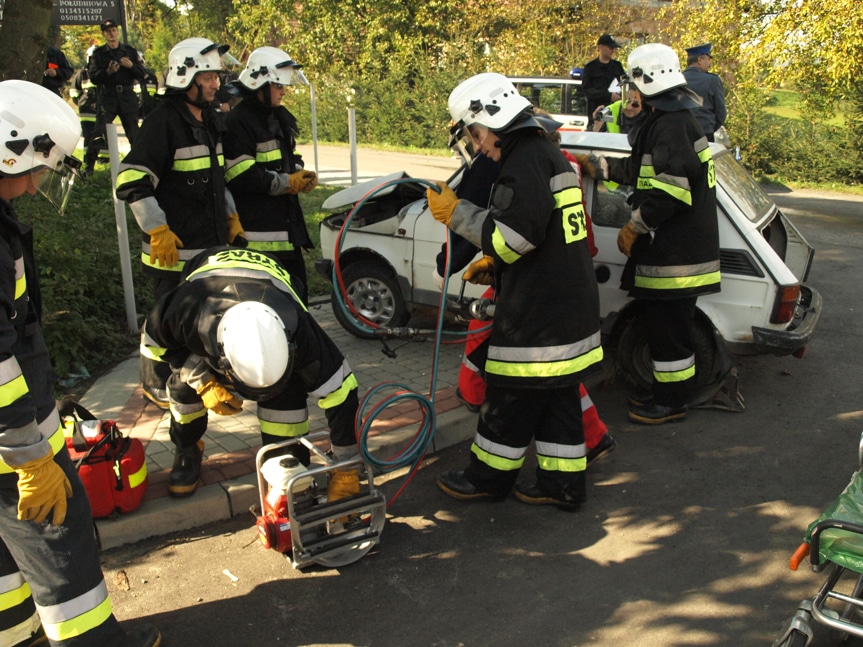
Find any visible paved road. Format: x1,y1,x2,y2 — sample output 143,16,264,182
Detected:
99,152,863,646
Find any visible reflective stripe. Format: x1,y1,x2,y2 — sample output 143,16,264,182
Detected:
0,356,27,408
128,462,148,489
14,257,25,300
318,373,359,410
536,454,587,473
653,355,695,384
1,414,67,473
170,401,207,424
36,579,113,642
0,571,31,610
557,186,587,244
140,332,167,361
246,239,296,253
140,251,184,272
486,332,603,379
471,433,527,471
535,440,586,458
634,260,721,291
116,167,152,190
491,219,534,265
225,156,254,182
258,406,309,437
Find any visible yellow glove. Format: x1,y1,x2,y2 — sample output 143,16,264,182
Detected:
287,170,318,194
226,212,245,244
426,180,459,227
16,450,73,525
197,380,244,415
300,171,318,193
148,225,184,268
463,255,495,285
617,222,640,257
573,153,606,180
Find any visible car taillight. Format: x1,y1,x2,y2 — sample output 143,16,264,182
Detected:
772,284,801,324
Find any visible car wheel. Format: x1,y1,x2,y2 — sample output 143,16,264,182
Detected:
615,314,719,394
331,261,410,339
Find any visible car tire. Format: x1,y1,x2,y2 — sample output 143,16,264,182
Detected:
615,313,720,394
331,261,410,339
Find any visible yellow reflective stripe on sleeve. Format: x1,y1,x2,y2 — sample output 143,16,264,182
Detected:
698,148,717,188
116,168,148,188
256,149,282,164
0,420,66,474
634,270,721,291
536,454,586,473
471,443,524,471
14,257,25,300
485,345,603,379
0,374,28,408
0,572,31,610
637,177,692,205
491,227,520,264
225,158,255,182
38,582,114,642
128,462,148,489
247,240,297,253
172,157,213,172
318,374,359,410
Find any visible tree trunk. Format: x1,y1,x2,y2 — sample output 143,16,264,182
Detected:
0,0,52,82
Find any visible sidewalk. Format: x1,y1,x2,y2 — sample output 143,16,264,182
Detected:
78,297,476,550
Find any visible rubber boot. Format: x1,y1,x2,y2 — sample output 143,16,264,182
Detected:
125,623,162,647
168,440,204,497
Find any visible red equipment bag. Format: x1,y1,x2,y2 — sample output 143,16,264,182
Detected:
60,400,148,519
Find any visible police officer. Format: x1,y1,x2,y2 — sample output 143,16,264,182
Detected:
116,37,245,416
427,73,604,510
590,43,721,424
683,43,727,142
0,80,159,647
141,246,361,499
83,19,146,175
223,47,317,303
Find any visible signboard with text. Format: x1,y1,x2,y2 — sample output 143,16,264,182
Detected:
0,0,120,25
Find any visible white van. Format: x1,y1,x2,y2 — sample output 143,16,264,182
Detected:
316,132,821,407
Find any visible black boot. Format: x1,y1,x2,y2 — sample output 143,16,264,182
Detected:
514,481,583,511
168,440,204,497
125,623,161,647
586,432,617,464
437,470,506,501
629,402,687,425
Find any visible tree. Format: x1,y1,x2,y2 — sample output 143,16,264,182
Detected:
0,0,52,82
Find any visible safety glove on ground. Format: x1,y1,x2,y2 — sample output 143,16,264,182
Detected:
226,212,246,244
617,222,640,257
463,255,495,285
327,468,360,502
287,170,317,194
147,225,183,267
16,450,73,525
426,180,459,227
197,380,244,415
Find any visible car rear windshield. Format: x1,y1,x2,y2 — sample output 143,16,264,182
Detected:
715,150,774,223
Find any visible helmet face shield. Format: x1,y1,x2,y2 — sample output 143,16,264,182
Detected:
33,157,79,214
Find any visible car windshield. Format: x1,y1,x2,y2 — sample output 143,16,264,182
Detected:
715,150,774,223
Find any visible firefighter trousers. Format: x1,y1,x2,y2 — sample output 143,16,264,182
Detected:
0,449,126,646
643,297,698,407
465,383,586,501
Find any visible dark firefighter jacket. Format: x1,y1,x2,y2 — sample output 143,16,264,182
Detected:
0,200,64,476
448,130,603,389
70,67,97,118
606,108,721,300
223,99,312,252
141,247,358,445
116,95,231,279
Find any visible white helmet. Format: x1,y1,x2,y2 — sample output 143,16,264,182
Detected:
217,302,293,394
448,73,533,133
0,80,81,213
625,43,687,97
238,46,308,91
165,37,229,90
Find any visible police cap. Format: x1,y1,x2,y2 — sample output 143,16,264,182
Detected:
685,43,713,57
597,34,621,49
100,19,119,31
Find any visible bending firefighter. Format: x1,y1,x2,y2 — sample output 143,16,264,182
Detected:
140,247,361,500
0,80,158,647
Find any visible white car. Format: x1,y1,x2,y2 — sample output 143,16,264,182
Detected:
316,132,821,405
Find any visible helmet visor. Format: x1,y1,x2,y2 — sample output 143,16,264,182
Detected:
33,155,80,215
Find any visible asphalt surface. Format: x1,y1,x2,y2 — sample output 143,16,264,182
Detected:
82,145,863,646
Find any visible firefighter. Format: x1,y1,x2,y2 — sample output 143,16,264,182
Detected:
427,73,604,510
0,80,159,647
141,246,361,499
116,37,245,410
69,48,98,166
584,43,721,424
223,47,318,303
83,19,147,175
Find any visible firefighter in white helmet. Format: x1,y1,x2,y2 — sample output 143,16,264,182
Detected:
116,37,247,411
141,246,361,500
0,80,159,647
581,43,720,425
426,73,603,510
223,46,317,303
